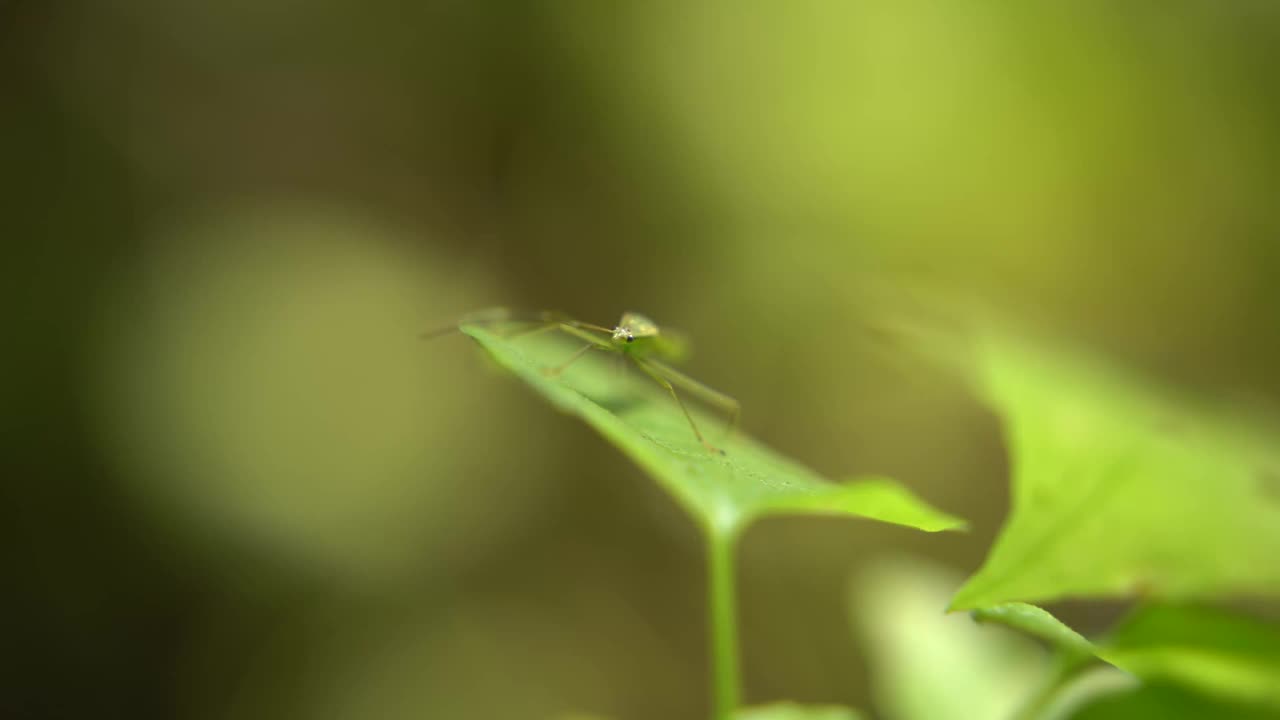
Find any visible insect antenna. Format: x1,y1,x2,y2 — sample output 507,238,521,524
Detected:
421,308,618,343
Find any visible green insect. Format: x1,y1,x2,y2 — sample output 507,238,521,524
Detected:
426,309,740,454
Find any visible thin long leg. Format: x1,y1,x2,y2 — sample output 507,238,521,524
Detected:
647,359,741,437
633,357,723,455
425,313,618,380
554,323,616,348
543,343,596,376
538,324,615,377
421,308,614,341
535,311,615,335
500,321,561,341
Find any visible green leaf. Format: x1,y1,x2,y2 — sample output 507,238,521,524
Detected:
1065,684,1280,720
464,323,964,719
1101,605,1280,711
970,603,1096,661
951,334,1280,610
969,601,1280,712
734,703,862,720
462,324,965,536
852,559,1060,720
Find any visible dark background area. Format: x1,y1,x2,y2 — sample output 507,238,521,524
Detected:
5,2,1280,718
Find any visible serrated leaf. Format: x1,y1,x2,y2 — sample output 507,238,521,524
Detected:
462,324,964,536
734,703,862,720
951,334,1280,610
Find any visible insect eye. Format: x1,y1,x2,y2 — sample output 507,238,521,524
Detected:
626,335,634,343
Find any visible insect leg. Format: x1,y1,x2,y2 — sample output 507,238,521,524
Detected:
542,343,597,377
632,357,723,455
535,311,615,335
422,308,614,341
506,319,617,347
646,359,741,438
538,323,619,377
501,321,561,341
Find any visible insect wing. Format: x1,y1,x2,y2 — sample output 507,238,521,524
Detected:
652,329,689,362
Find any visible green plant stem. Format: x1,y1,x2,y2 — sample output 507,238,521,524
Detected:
708,523,742,720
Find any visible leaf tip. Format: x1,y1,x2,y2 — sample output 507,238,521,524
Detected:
946,589,979,613
933,516,971,533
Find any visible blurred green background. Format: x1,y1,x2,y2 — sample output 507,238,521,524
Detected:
5,1,1279,718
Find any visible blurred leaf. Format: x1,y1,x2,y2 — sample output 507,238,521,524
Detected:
971,603,1096,661
1102,605,1280,711
1065,684,1280,720
734,703,862,720
462,324,965,536
951,334,1280,610
853,558,1054,720
969,601,1280,712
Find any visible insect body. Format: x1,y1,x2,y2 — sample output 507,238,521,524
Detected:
608,312,686,358
428,309,738,454
612,311,657,344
